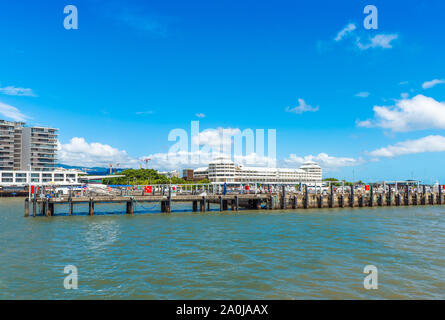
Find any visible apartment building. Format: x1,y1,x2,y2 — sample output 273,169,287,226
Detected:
0,120,58,172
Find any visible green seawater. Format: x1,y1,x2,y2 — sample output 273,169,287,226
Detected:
0,198,444,299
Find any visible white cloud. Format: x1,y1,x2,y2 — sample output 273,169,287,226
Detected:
357,94,445,132
59,137,138,168
136,110,154,115
422,79,445,89
355,92,370,98
192,128,241,148
356,34,398,50
334,23,356,41
333,22,398,50
0,102,28,121
284,153,364,170
285,99,319,114
400,92,409,99
368,135,445,158
356,119,373,128
0,86,36,97
195,113,206,118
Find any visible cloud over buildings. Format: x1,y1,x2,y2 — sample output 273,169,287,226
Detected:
357,94,445,132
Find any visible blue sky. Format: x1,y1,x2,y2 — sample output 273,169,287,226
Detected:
1,0,445,182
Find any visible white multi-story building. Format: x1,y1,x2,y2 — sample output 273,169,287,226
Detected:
0,169,84,187
201,157,322,185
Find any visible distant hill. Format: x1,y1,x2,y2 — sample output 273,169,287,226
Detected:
56,164,126,176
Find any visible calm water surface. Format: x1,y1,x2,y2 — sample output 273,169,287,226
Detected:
0,198,444,299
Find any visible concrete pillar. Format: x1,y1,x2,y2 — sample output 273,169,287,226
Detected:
318,195,323,208
340,194,345,208
293,195,298,209
269,195,274,210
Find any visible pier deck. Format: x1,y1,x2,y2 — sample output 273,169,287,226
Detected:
24,188,445,217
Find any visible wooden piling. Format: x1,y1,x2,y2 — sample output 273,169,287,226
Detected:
126,199,134,214
24,198,29,217
33,195,37,217
89,198,94,216
388,187,392,206
45,200,52,217
359,194,364,207
200,197,206,212
329,185,334,208
235,196,239,211
395,193,401,206
281,185,287,209
350,186,354,208
68,197,73,216
269,195,274,210
192,200,198,212
219,197,224,212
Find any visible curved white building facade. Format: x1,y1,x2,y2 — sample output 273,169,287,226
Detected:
206,157,322,185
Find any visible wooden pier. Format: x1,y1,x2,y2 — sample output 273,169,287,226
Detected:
24,185,445,217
